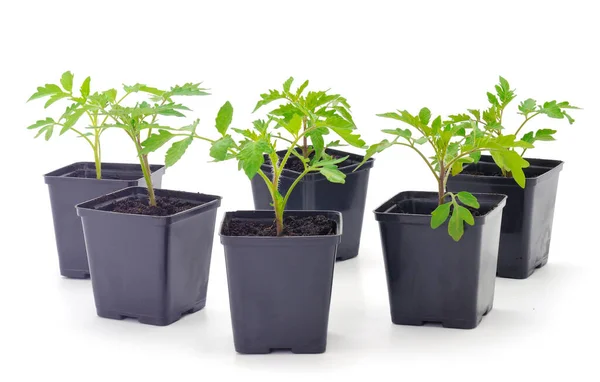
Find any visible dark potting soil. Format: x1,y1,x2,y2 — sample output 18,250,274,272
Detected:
100,196,202,216
460,169,504,177
223,215,336,237
274,151,359,173
66,170,142,180
392,201,483,217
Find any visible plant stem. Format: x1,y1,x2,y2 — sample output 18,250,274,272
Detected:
302,117,308,158
395,142,440,182
134,138,156,206
438,162,445,205
514,112,540,138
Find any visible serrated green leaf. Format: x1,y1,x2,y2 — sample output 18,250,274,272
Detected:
28,84,63,101
283,77,294,93
215,101,233,135
419,107,431,125
60,71,73,92
414,136,428,145
448,205,464,241
487,92,499,106
431,116,442,133
61,107,87,134
518,98,537,115
165,137,193,167
210,135,235,161
376,112,402,120
27,118,54,130
284,114,303,136
239,139,272,178
382,128,411,139
431,202,451,229
80,77,91,98
319,165,346,183
468,109,481,121
315,155,349,167
253,89,284,112
44,125,54,140
456,191,480,208
141,130,175,155
535,129,557,141
44,93,70,108
296,80,309,97
166,83,210,97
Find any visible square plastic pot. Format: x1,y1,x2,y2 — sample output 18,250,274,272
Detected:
250,148,373,261
447,155,563,279
44,162,165,279
220,210,342,354
76,186,222,326
374,191,507,329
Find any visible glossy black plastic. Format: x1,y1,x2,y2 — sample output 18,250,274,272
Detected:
220,210,342,354
44,162,165,279
250,148,372,261
77,187,222,326
447,155,563,279
375,191,506,329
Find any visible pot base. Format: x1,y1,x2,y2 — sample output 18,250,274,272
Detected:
393,305,492,329
97,300,206,326
61,268,90,279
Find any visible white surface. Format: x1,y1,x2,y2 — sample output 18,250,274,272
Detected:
1,0,599,380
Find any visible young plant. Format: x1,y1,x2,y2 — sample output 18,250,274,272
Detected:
363,108,532,240
143,78,366,236
100,82,209,206
27,71,125,179
253,77,363,162
449,76,580,175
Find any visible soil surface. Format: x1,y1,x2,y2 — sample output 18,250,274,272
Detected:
460,169,504,177
271,150,358,172
223,215,336,237
394,202,482,217
66,170,141,180
100,196,201,216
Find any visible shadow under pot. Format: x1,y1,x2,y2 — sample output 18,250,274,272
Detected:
374,191,507,329
44,162,165,279
447,155,563,279
76,186,222,326
220,210,342,354
250,148,373,262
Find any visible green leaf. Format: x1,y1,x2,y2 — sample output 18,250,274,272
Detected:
494,150,530,188
487,92,499,106
431,202,451,229
521,131,534,144
44,93,70,108
376,112,402,120
518,98,537,115
322,116,364,148
44,125,54,141
535,129,557,141
165,137,193,167
414,136,428,145
28,84,62,101
252,119,269,133
539,101,564,119
210,135,235,161
141,130,175,154
60,71,73,92
239,139,272,178
319,165,346,184
284,113,303,136
216,101,233,135
27,118,54,130
448,205,465,241
359,139,392,167
419,107,431,125
283,77,294,93
315,155,349,167
431,115,442,133
166,83,210,97
61,107,87,134
451,160,464,176
123,83,164,96
456,191,480,208
80,77,91,98
296,80,309,97
253,89,284,112
468,109,481,121
382,128,411,140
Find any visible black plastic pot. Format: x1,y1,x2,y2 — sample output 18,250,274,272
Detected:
447,155,563,279
375,191,507,329
250,148,372,261
45,162,165,279
76,186,222,326
220,210,342,354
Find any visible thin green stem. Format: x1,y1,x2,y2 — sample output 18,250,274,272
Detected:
394,142,440,182
134,138,156,206
514,112,540,138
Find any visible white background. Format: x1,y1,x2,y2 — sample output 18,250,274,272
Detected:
1,0,598,380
